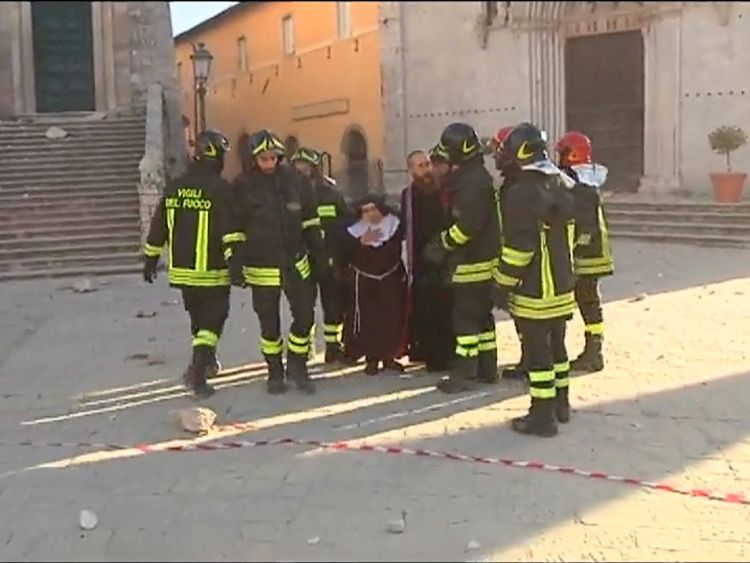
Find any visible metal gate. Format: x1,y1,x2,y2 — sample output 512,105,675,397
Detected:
565,30,645,192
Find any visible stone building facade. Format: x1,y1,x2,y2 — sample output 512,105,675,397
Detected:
0,1,184,171
379,1,750,197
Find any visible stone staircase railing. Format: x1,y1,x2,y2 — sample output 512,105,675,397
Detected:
138,83,167,248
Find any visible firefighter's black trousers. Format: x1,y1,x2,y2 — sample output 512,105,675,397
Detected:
182,287,230,352
317,270,344,350
515,318,570,402
251,270,316,377
574,275,604,336
451,281,496,380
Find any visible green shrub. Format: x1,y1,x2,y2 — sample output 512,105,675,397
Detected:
708,125,748,172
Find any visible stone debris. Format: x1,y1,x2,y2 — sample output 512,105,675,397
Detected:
72,279,96,294
307,536,321,545
386,510,407,534
125,352,150,361
629,293,647,303
466,540,481,552
146,354,166,366
135,310,158,318
178,406,217,434
79,509,98,530
45,126,68,140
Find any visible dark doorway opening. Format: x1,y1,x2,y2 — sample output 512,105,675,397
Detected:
565,30,645,192
32,1,95,113
342,128,369,199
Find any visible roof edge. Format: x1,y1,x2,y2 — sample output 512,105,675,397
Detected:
173,2,259,43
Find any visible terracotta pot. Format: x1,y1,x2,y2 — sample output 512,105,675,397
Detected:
709,172,747,203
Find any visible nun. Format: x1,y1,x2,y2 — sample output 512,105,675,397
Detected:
340,195,407,375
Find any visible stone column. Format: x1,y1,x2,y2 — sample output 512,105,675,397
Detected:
640,13,682,195
378,1,409,193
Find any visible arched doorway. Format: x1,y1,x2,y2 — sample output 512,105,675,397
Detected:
342,127,369,199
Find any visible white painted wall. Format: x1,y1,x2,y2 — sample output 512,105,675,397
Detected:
678,2,750,194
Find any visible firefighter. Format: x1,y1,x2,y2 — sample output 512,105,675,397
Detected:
229,130,325,395
492,126,529,381
424,122,501,393
491,122,577,437
143,129,242,399
290,147,349,364
556,131,613,373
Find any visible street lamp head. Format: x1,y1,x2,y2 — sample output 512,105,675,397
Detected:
191,42,213,82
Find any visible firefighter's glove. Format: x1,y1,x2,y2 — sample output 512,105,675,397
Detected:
423,238,448,265
229,257,247,288
143,256,158,284
491,284,510,312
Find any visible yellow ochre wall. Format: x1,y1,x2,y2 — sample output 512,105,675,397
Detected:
175,1,383,194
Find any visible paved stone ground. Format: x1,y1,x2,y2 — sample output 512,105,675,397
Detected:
2,239,750,562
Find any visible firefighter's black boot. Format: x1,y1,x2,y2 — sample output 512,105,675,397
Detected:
287,353,316,395
555,387,570,424
365,358,380,375
324,344,345,365
437,357,477,394
477,349,499,384
511,398,558,437
570,334,604,373
501,365,528,380
189,347,216,399
502,344,528,380
265,355,288,395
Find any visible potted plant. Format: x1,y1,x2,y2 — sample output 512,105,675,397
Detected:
708,125,748,203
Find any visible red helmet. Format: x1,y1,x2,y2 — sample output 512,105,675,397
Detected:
493,126,515,171
494,126,514,149
556,131,592,166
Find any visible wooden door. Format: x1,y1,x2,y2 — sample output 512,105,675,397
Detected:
32,2,95,113
565,31,645,192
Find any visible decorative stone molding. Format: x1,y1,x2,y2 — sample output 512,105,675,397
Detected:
138,83,166,247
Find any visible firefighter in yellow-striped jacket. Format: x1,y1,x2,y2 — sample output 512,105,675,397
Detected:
423,122,501,393
143,129,244,399
290,147,350,364
556,131,613,373
229,130,326,396
491,123,577,437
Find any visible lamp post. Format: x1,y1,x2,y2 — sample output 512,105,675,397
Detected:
190,42,213,141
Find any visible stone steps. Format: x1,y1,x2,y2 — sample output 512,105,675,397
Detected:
1,240,141,261
0,218,140,240
0,190,137,207
0,253,143,282
604,200,750,248
0,173,140,190
0,113,145,280
0,158,139,178
0,207,136,224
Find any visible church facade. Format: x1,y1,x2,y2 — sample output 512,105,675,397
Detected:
0,1,183,163
380,1,750,197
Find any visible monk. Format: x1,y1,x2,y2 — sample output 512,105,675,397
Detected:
401,148,454,372
341,195,407,375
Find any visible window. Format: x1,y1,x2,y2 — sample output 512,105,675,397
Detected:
282,15,295,55
176,62,183,87
237,36,248,72
337,2,352,38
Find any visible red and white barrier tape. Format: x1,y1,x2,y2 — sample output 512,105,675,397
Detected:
4,437,748,506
